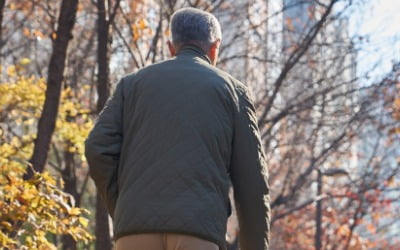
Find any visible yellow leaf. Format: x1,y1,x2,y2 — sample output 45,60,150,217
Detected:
20,58,31,65
41,172,56,186
132,25,139,41
1,221,13,231
6,66,16,76
21,188,38,201
78,217,89,227
62,218,70,225
69,207,81,216
68,147,77,153
58,178,65,189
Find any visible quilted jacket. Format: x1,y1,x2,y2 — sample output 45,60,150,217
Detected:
85,46,270,250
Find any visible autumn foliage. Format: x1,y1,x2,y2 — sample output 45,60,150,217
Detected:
0,168,93,248
0,62,93,248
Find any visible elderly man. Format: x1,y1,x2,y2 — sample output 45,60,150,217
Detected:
85,7,270,250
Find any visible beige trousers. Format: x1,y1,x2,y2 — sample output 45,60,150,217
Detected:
115,233,219,250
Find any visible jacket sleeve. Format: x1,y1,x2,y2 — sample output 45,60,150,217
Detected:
229,86,270,250
85,79,124,217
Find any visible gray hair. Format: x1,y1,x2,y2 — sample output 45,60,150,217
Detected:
170,8,222,52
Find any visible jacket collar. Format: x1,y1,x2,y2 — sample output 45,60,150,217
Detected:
176,45,212,65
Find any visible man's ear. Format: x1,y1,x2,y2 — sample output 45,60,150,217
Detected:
167,40,176,57
208,39,221,65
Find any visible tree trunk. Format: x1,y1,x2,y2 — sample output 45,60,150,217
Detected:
96,0,110,112
62,235,77,250
0,0,5,46
62,142,79,250
0,0,6,78
27,0,79,178
95,0,112,249
95,194,113,250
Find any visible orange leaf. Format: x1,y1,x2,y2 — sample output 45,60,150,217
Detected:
366,224,376,234
23,28,31,37
286,18,294,31
138,19,147,30
33,29,45,39
372,213,380,221
337,225,349,236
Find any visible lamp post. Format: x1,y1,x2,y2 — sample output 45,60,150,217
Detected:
315,168,349,250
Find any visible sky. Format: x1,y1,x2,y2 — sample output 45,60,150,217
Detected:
348,0,400,80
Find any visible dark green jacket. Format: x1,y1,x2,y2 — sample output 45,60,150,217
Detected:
85,46,270,250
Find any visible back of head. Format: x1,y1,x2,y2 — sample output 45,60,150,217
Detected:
170,8,222,52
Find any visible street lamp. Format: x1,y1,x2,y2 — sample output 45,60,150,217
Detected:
315,168,350,250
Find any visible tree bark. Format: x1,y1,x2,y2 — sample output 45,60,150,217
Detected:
62,142,79,250
96,0,110,112
27,0,79,178
0,0,5,46
94,0,114,248
95,194,113,250
0,0,6,76
62,234,77,250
